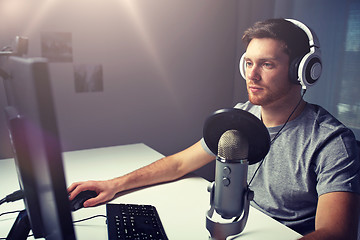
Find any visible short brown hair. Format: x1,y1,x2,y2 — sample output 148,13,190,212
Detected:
242,18,310,63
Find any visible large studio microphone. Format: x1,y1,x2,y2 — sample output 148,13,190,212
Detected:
213,129,249,219
204,108,270,240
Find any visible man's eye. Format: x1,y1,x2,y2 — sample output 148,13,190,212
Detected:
245,62,253,67
263,63,273,68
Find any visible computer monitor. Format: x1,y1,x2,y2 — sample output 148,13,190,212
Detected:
3,56,76,240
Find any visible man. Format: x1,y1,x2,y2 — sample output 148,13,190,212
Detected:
68,19,360,239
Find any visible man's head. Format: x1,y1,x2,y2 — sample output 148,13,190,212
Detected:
242,18,310,69
240,18,311,107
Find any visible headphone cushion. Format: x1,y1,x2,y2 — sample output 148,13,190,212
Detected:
239,53,246,80
289,57,301,84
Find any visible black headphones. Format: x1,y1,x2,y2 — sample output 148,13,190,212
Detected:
239,19,322,89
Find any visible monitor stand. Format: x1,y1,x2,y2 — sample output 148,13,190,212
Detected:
7,210,31,240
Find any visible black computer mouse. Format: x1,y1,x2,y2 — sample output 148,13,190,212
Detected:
70,190,98,211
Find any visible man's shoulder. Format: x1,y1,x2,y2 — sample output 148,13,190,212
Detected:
306,103,350,132
301,103,357,150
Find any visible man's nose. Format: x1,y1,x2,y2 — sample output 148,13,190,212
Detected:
247,65,261,81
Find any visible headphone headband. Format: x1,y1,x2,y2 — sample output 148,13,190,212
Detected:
285,19,320,49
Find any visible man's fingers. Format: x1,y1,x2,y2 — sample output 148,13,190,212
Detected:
83,195,104,207
67,182,88,200
67,182,83,193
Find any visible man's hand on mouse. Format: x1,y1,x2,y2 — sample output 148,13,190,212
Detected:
67,180,118,207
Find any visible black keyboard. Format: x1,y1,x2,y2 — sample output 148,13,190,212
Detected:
106,203,168,240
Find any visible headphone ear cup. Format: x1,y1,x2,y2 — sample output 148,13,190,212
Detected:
239,53,246,80
286,19,322,88
289,57,301,85
299,53,322,86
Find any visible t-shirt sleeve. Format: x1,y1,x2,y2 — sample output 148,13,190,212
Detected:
200,138,216,156
315,129,360,196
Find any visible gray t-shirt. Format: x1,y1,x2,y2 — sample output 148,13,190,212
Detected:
201,101,360,235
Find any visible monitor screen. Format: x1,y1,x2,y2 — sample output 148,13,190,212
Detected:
3,56,76,240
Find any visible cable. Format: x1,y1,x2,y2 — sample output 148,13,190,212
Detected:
270,89,307,144
0,190,24,206
0,210,24,240
0,212,107,239
0,210,23,218
73,214,107,224
0,208,107,224
248,89,307,186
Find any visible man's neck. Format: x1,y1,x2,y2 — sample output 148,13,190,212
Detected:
260,98,307,128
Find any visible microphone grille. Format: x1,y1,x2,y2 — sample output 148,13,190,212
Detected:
218,130,248,159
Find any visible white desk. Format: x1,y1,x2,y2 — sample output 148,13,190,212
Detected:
0,143,302,240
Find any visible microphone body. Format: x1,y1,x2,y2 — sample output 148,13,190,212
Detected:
206,129,252,240
214,157,248,219
214,129,249,219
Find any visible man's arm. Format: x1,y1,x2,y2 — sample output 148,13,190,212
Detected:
68,140,215,207
300,191,360,240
